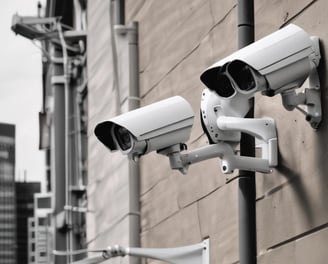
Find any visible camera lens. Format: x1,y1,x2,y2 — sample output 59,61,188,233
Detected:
200,67,235,98
114,125,132,151
214,74,236,98
228,61,256,92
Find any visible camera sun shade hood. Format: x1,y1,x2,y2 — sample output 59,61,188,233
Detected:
200,24,320,90
94,96,195,151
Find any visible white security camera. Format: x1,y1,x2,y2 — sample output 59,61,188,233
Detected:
200,24,322,129
94,96,194,161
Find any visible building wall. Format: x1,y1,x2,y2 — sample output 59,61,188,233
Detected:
0,123,16,264
11,1,88,262
15,182,41,264
34,194,53,264
87,1,134,261
254,1,328,263
42,1,88,262
87,0,328,263
125,2,239,263
27,218,36,264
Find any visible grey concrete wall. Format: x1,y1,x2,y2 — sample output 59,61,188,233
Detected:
126,1,240,263
254,0,328,262
87,2,132,263
88,0,328,263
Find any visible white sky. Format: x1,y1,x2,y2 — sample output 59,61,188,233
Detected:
0,1,46,187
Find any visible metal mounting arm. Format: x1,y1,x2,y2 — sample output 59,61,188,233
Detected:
11,14,59,40
53,239,209,264
281,67,322,129
11,14,85,53
159,117,277,174
217,116,278,168
160,143,275,175
281,37,322,129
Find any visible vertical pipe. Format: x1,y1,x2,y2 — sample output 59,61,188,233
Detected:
237,0,255,48
237,1,257,264
112,2,140,263
57,22,73,264
127,21,141,264
114,0,125,25
110,0,122,115
75,92,83,187
51,45,67,264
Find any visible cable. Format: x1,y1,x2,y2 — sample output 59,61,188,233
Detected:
53,248,105,256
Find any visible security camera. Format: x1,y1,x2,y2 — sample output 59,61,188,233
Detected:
200,24,322,129
94,96,194,161
95,94,278,174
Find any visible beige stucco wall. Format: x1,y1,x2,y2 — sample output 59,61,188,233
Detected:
88,0,328,263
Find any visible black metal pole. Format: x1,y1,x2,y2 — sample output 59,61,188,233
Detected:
237,1,257,264
114,0,125,25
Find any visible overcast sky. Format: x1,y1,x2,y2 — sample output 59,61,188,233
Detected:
0,1,45,188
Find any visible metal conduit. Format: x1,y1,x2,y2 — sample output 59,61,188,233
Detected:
111,1,141,263
57,22,73,264
237,1,257,264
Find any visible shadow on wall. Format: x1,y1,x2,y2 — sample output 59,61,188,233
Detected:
273,39,328,229
314,39,328,215
275,150,315,227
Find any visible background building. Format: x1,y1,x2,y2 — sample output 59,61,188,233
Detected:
33,193,52,264
27,217,36,264
11,1,88,263
15,181,41,264
0,123,16,264
12,0,328,263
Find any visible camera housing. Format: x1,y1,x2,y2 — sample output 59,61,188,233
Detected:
94,96,194,161
200,88,249,144
200,24,322,129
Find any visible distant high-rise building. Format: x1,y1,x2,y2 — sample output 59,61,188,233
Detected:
27,218,36,264
33,193,52,264
0,123,16,264
27,193,53,264
16,182,41,264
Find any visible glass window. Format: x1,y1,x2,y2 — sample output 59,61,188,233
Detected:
37,197,51,209
38,217,46,226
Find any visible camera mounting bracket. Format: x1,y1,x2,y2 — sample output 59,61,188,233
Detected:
281,64,322,129
159,117,277,174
